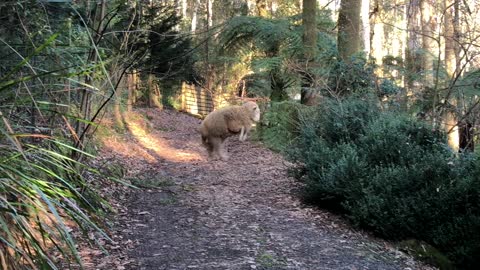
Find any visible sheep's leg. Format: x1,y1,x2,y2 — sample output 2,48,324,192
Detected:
239,126,246,141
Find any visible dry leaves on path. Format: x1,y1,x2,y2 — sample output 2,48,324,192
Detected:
79,108,435,270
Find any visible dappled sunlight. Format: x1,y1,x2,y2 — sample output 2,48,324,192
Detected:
102,112,203,163
102,137,158,163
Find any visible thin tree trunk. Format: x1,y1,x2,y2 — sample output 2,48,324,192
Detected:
404,0,421,109
370,0,384,73
361,0,371,54
421,0,435,85
76,0,106,151
147,73,162,109
191,0,199,32
182,0,187,18
127,72,136,112
204,0,215,101
113,72,123,129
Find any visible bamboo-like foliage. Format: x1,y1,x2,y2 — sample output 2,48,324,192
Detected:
0,1,130,269
0,132,109,269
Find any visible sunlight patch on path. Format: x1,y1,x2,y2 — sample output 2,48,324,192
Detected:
102,137,158,163
124,114,202,163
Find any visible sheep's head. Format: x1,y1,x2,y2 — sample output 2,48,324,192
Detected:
243,101,260,122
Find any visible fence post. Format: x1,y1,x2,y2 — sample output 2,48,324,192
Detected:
181,82,186,111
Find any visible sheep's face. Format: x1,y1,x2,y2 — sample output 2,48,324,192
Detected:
243,101,260,122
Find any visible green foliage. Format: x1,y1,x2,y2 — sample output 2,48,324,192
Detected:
289,96,480,268
219,14,337,100
0,1,131,268
0,135,109,269
328,54,376,95
259,101,311,152
378,79,401,97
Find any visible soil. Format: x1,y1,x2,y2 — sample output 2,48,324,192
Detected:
81,108,435,270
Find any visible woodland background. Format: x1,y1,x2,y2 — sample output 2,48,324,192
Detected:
1,0,480,269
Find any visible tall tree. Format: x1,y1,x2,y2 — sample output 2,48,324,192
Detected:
360,0,371,54
76,0,106,149
301,0,318,104
444,0,459,151
191,0,200,32
421,0,436,85
404,0,422,107
369,0,384,69
337,0,362,60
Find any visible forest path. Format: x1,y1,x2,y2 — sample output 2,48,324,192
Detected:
88,108,432,270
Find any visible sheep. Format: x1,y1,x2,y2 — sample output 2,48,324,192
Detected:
199,101,260,161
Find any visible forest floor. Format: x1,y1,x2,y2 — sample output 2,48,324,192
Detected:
78,108,435,270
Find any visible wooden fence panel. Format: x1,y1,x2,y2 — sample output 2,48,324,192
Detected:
180,82,235,116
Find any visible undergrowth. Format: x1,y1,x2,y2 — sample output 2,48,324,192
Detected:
262,96,480,269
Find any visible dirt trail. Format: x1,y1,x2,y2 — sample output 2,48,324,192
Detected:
89,108,433,270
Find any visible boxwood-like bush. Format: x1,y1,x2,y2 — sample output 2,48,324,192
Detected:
288,96,480,268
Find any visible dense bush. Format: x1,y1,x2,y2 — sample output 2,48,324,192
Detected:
288,96,480,268
258,101,312,152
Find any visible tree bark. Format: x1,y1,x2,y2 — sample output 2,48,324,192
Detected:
444,0,458,151
113,72,123,129
126,71,137,112
360,0,371,54
76,0,106,151
301,0,318,105
337,0,362,61
147,73,162,109
404,0,422,108
182,0,187,18
421,0,435,85
191,0,200,32
369,0,384,71
204,0,214,95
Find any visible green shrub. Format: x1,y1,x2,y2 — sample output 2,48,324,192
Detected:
290,96,480,268
259,101,310,152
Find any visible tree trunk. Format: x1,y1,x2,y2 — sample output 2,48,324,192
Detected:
113,73,124,129
404,0,422,108
205,0,214,95
182,0,187,18
360,0,371,54
301,0,318,105
444,0,459,152
147,73,162,109
337,0,362,61
76,0,106,151
421,0,435,85
126,71,137,112
191,0,199,32
370,0,384,72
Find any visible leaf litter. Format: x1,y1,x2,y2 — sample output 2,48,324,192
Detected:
74,108,436,270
